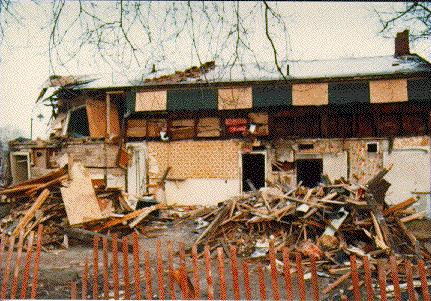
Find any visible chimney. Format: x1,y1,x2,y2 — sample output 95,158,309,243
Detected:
394,30,410,57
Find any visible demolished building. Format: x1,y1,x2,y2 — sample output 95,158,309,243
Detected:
8,31,431,211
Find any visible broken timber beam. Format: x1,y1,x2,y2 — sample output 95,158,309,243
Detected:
94,204,164,232
12,189,50,237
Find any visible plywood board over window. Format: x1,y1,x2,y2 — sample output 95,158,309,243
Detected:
170,119,195,140
127,119,146,138
370,79,408,103
249,113,269,136
197,117,221,137
292,83,328,106
146,119,167,138
86,98,120,139
135,90,167,111
218,87,252,110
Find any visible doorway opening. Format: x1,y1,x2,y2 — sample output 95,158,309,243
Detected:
296,159,323,188
242,153,266,192
10,152,30,185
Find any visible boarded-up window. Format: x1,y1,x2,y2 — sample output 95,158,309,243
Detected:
197,117,220,138
126,119,146,138
225,118,248,135
218,87,252,110
170,119,195,140
146,119,167,138
86,98,120,139
135,90,167,111
370,79,408,103
292,83,328,106
249,113,269,136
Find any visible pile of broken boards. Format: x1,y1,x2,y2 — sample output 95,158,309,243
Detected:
0,162,166,250
194,166,430,278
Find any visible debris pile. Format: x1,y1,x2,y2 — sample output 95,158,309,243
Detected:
194,166,429,263
0,161,165,249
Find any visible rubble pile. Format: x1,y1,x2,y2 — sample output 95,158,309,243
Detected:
0,163,166,249
194,166,428,263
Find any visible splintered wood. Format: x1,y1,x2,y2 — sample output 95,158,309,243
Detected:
60,161,103,225
193,166,431,266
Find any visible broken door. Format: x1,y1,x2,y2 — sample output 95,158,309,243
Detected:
10,152,30,185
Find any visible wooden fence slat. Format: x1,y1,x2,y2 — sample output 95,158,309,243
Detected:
192,245,200,300
390,256,401,301
310,255,320,301
156,240,165,300
1,235,16,299
10,230,25,299
71,281,77,300
0,233,6,275
418,259,430,301
363,256,374,301
269,241,281,301
242,260,251,300
257,262,266,300
92,236,100,300
282,247,294,301
102,237,110,300
350,254,361,301
112,234,119,300
230,245,240,300
30,224,44,299
405,260,417,301
217,247,227,300
296,252,306,301
122,236,131,300
204,245,214,300
20,231,35,299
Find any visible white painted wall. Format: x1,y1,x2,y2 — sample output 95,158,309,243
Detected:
165,179,240,206
322,151,348,182
383,148,430,212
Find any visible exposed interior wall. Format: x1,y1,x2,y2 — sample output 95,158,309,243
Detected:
165,179,240,206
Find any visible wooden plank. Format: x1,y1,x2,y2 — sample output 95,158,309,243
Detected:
127,119,146,137
60,161,103,226
383,197,417,216
218,87,252,110
94,204,164,232
12,189,50,236
86,98,120,139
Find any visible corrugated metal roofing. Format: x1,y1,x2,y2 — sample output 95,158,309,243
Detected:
43,54,431,92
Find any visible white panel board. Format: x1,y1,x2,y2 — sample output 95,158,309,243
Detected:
383,148,430,212
126,142,147,196
323,151,348,182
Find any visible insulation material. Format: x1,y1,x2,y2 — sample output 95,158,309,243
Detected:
147,140,241,179
292,83,328,106
135,90,167,111
170,119,195,140
347,140,384,185
146,119,167,138
370,79,408,103
218,87,252,110
127,119,146,137
197,117,221,137
86,98,120,138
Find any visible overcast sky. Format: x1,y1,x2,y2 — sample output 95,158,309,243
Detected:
0,2,429,140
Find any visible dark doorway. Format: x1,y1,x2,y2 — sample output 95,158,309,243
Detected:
242,153,266,192
296,159,323,188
